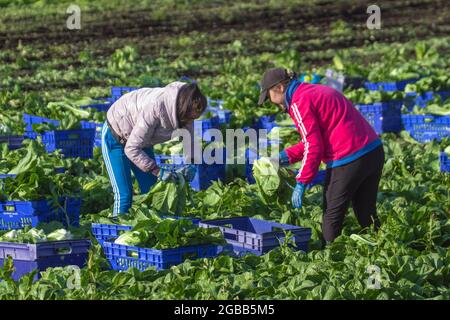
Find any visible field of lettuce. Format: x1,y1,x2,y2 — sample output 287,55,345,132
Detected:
0,0,449,300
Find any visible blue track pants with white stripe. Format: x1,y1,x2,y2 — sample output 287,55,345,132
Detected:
101,122,157,216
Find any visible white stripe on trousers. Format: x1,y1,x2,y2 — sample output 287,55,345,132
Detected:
292,103,310,180
101,123,121,216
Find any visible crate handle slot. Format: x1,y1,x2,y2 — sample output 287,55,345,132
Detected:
2,204,16,213
182,252,198,260
222,229,238,241
68,134,80,139
55,247,73,255
126,250,139,258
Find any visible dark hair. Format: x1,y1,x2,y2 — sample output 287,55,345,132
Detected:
278,71,297,89
176,83,207,127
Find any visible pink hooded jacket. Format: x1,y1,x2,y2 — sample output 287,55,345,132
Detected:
284,83,380,184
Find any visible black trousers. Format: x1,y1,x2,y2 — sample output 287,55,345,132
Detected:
322,145,385,242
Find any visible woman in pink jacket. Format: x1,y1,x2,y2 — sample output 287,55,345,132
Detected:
258,68,385,243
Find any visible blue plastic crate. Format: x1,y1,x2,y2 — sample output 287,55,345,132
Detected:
91,216,201,244
205,106,232,125
207,98,224,107
102,241,228,271
355,100,403,134
194,116,221,141
254,115,296,132
94,97,117,103
207,99,231,125
404,91,450,111
91,224,132,245
0,135,24,150
199,217,312,256
254,115,276,130
179,76,195,82
79,103,112,113
80,121,103,147
111,86,139,100
0,167,66,182
23,114,60,132
364,78,419,91
155,154,225,191
245,148,257,184
440,152,450,173
439,91,450,102
401,115,450,143
94,222,228,271
0,240,90,281
42,129,96,158
0,197,81,230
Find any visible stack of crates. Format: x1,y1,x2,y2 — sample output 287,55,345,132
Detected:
355,100,403,134
0,174,88,281
401,115,450,143
404,91,450,111
80,121,103,148
0,198,82,230
0,135,24,150
91,216,201,246
199,217,312,256
22,114,96,159
23,114,60,140
440,152,450,173
41,129,96,158
0,240,91,281
79,102,111,113
111,86,140,102
91,216,228,272
0,173,82,230
364,78,420,91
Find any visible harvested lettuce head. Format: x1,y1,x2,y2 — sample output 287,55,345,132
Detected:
114,230,146,246
252,157,295,205
113,219,226,249
139,172,188,216
47,229,73,241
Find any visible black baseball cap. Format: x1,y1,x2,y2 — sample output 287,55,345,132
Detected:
258,67,291,105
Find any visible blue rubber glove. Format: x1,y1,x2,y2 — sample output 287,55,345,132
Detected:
279,150,290,167
176,164,197,182
158,167,178,182
291,182,306,209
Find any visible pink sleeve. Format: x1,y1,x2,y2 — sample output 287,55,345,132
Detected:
284,141,305,164
290,100,324,184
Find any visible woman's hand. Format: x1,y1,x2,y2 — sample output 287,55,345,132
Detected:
176,164,197,182
158,168,178,182
291,182,306,209
152,168,160,177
